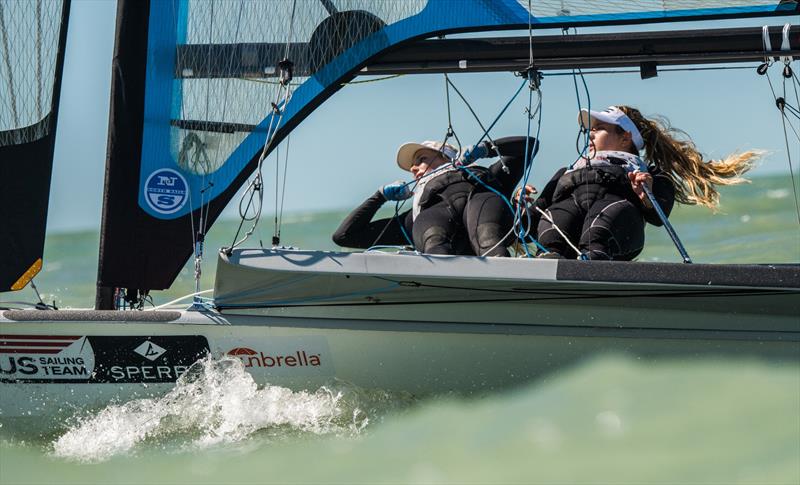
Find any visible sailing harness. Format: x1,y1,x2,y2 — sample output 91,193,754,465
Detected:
375,65,547,256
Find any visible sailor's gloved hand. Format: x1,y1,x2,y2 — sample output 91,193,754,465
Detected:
456,142,490,167
381,180,412,201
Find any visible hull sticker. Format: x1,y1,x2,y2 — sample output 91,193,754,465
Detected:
0,335,209,384
217,336,334,377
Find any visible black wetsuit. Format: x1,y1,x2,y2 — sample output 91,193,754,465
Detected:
332,136,537,256
529,161,675,260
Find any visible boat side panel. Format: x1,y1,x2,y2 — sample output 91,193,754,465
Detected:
556,260,800,288
1,317,798,419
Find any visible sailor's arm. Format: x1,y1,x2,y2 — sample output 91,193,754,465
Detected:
630,170,675,226
332,191,411,248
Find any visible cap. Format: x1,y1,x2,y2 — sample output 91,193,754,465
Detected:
579,106,644,151
396,140,458,171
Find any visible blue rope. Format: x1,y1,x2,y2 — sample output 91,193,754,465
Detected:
570,66,593,166
387,74,551,257
474,78,528,147
393,193,416,248
514,85,543,257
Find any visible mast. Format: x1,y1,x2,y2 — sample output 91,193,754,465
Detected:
95,0,153,309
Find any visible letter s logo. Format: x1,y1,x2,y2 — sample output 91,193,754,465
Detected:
17,357,38,375
144,169,188,215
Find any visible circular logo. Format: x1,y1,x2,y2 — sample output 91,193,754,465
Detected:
144,168,188,215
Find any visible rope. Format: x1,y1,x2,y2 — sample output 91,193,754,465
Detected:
535,207,582,256
514,79,544,257
276,134,292,243
227,0,298,252
441,73,462,151
421,71,548,256
241,74,401,87
761,56,800,225
343,74,403,85
188,0,246,298
147,289,214,311
444,76,496,148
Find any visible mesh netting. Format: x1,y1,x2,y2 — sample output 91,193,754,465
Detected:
172,0,426,176
0,0,64,147
522,0,786,16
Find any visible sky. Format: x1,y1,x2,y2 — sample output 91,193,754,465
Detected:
46,0,800,233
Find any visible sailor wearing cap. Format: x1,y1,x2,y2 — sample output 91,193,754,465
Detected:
333,136,537,256
517,105,758,260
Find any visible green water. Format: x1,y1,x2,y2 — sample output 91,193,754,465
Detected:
1,175,799,484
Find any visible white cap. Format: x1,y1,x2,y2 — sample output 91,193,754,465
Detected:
396,140,457,171
579,106,644,151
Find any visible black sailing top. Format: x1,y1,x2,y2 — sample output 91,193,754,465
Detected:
332,136,537,250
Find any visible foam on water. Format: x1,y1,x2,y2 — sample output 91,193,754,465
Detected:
2,355,797,484
766,188,790,199
51,356,400,463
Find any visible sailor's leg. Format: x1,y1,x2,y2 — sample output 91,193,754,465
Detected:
536,198,584,258
579,195,645,260
464,192,514,257
412,202,460,255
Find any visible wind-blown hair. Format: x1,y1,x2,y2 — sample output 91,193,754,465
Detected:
618,105,759,209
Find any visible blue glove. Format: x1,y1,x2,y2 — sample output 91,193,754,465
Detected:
456,142,490,167
381,180,412,201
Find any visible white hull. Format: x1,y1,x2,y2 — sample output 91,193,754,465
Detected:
2,309,798,420
2,249,799,419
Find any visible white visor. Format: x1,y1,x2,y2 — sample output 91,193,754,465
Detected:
579,106,644,151
396,140,458,171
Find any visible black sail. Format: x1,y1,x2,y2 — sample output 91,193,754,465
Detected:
0,0,71,293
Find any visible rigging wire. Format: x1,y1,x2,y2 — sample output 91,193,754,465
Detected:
565,26,595,260
441,73,462,152
509,0,540,258
226,0,298,252
181,0,246,305
760,54,800,224
242,74,403,87
274,134,292,245
444,76,496,148
442,72,548,255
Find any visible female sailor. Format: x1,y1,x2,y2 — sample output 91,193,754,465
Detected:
517,105,758,260
332,136,537,256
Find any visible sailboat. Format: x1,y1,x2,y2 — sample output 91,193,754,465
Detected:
1,0,799,421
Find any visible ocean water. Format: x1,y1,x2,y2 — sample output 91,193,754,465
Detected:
1,175,799,484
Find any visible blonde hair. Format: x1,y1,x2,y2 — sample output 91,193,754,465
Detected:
618,106,759,209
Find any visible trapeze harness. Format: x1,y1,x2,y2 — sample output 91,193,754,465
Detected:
332,136,535,256
531,150,675,260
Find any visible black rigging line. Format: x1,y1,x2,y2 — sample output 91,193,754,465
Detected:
761,63,800,225
544,65,759,77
